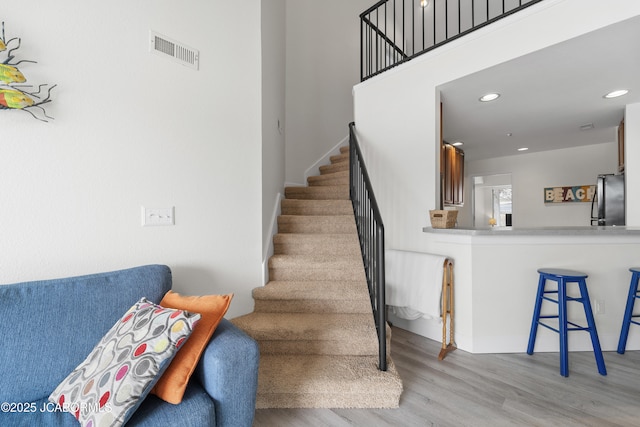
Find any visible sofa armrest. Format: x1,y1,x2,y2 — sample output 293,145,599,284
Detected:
195,318,259,427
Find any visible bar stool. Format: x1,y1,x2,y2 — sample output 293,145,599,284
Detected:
527,268,607,377
617,267,640,354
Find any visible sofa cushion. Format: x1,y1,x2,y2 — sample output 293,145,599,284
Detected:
0,383,215,427
152,291,233,404
49,298,200,427
128,383,216,426
0,265,172,404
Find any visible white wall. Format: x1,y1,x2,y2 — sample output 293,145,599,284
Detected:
261,0,286,279
626,103,640,226
0,1,263,318
354,0,640,251
285,0,372,185
460,142,618,228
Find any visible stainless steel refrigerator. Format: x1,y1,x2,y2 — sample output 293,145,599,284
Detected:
591,174,625,226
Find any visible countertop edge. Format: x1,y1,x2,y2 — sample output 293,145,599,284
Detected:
423,226,640,236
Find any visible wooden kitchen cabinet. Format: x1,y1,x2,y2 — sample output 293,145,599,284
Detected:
442,143,464,206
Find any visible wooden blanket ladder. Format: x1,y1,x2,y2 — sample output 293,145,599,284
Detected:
438,259,456,360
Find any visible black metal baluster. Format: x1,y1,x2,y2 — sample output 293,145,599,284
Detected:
384,1,387,69
360,18,364,82
421,0,426,50
377,225,386,370
412,0,415,55
433,0,436,46
402,0,408,53
393,0,396,65
375,10,379,73
369,21,372,77
458,0,461,35
365,14,369,78
472,0,475,28
445,0,449,41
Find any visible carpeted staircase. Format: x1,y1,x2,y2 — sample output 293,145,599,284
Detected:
232,146,403,409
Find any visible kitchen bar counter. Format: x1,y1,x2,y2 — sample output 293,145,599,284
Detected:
389,225,640,355
423,225,640,236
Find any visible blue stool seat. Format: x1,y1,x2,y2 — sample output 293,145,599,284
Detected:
617,267,640,354
527,268,607,377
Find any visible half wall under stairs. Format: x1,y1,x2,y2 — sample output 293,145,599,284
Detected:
232,146,403,409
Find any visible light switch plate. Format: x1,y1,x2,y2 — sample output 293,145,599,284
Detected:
142,206,175,227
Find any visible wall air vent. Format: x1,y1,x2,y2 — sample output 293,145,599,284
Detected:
149,31,199,70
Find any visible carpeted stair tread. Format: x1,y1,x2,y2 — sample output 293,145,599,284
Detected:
252,280,371,314
232,313,379,356
280,199,352,216
285,185,349,200
257,280,368,291
273,233,361,255
308,170,349,186
319,161,349,175
277,215,356,234
268,268,365,282
256,354,402,409
269,253,363,266
329,152,349,164
269,254,366,281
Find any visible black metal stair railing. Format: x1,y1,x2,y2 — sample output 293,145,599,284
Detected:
361,0,545,81
349,122,387,371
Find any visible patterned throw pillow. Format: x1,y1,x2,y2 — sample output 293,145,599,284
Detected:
49,298,200,427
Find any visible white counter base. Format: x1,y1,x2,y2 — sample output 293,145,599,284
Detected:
410,227,640,354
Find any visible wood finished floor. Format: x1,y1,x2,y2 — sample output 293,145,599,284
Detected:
253,326,640,426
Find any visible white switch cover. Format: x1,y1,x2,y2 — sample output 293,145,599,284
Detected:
142,206,175,226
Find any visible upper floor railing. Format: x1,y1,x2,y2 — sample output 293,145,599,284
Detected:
360,0,544,81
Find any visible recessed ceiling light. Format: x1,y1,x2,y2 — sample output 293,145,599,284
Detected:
604,89,629,99
580,123,594,131
452,141,464,146
517,147,529,152
479,93,500,102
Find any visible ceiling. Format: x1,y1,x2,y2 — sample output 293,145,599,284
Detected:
439,15,640,162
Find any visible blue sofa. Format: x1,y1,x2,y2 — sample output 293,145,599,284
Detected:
0,265,259,427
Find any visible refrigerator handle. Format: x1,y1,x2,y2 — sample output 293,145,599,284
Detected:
590,183,599,225
597,176,606,225
591,175,606,225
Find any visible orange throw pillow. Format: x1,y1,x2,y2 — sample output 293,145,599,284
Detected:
152,291,233,404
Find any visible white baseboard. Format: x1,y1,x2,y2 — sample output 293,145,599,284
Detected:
303,135,349,183
388,312,471,353
262,192,282,286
